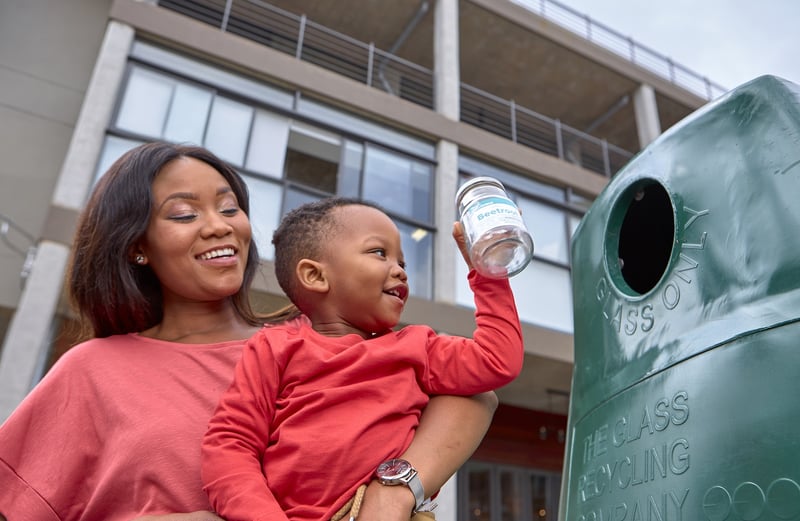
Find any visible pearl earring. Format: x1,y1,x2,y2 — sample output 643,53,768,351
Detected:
135,254,145,265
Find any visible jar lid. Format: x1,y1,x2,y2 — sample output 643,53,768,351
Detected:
455,176,507,206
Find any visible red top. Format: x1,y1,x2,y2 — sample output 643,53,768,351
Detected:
0,334,245,521
201,270,524,521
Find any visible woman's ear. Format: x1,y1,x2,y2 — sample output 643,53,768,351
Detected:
128,244,148,266
296,259,328,293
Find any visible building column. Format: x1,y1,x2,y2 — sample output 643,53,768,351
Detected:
433,0,461,307
633,83,662,147
0,21,133,421
434,0,459,120
434,141,460,304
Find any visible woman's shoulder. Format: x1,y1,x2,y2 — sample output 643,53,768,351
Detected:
61,333,243,366
59,334,138,360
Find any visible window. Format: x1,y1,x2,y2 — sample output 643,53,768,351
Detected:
116,67,175,137
243,174,283,261
397,221,434,300
509,260,573,332
466,467,492,521
93,135,143,185
284,122,341,193
362,145,433,222
459,463,560,521
204,97,253,166
246,110,290,178
163,83,212,144
517,198,568,264
116,66,213,145
338,141,364,197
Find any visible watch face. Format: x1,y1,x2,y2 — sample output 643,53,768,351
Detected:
377,458,411,480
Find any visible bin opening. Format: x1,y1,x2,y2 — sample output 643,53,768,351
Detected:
612,180,674,295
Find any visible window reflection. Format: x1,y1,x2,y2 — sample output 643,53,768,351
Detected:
242,174,282,261
363,146,432,222
205,97,253,166
500,470,520,521
116,67,172,136
338,141,363,198
116,66,213,146
530,474,548,520
397,221,433,300
509,260,573,332
283,188,320,216
568,214,582,239
460,463,559,521
163,83,212,145
516,198,568,264
93,136,143,186
246,110,289,179
467,469,491,521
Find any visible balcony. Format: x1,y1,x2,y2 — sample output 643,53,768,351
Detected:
156,0,656,177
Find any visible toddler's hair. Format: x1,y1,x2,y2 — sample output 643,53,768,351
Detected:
272,196,385,302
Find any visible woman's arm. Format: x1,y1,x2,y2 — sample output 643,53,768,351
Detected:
134,393,497,521
357,392,498,521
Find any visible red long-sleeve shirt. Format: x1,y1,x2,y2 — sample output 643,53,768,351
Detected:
201,270,524,521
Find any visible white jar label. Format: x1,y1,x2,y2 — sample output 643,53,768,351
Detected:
463,196,525,236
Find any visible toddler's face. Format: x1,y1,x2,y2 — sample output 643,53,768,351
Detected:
320,204,409,337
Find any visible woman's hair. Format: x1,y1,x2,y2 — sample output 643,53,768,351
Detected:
68,141,266,339
272,196,383,304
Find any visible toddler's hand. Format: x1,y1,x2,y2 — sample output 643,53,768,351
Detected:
452,222,474,270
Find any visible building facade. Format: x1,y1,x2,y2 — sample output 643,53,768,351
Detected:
0,0,719,519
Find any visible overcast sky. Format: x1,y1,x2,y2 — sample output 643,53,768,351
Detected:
554,0,800,92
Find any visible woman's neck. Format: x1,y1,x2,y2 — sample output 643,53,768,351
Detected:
141,301,260,343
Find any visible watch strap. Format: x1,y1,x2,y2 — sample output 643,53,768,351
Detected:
403,468,425,512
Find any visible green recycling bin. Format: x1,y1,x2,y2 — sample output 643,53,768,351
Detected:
559,75,800,521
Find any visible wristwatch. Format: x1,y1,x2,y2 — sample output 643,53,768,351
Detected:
375,458,426,513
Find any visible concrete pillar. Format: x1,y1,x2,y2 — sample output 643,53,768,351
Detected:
432,0,461,306
434,140,460,303
0,21,133,421
434,0,459,120
633,83,662,147
0,243,69,419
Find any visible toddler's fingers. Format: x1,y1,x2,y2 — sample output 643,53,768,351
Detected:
452,222,473,269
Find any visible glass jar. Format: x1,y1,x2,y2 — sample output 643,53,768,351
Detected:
455,176,534,278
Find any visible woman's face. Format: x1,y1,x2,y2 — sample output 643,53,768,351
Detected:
139,157,252,306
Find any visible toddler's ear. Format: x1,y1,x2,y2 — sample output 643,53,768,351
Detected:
296,259,329,293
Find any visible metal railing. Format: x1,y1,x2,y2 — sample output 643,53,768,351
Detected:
157,0,638,176
512,0,728,100
460,84,633,175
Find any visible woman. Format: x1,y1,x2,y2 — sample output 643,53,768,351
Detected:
0,142,497,521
